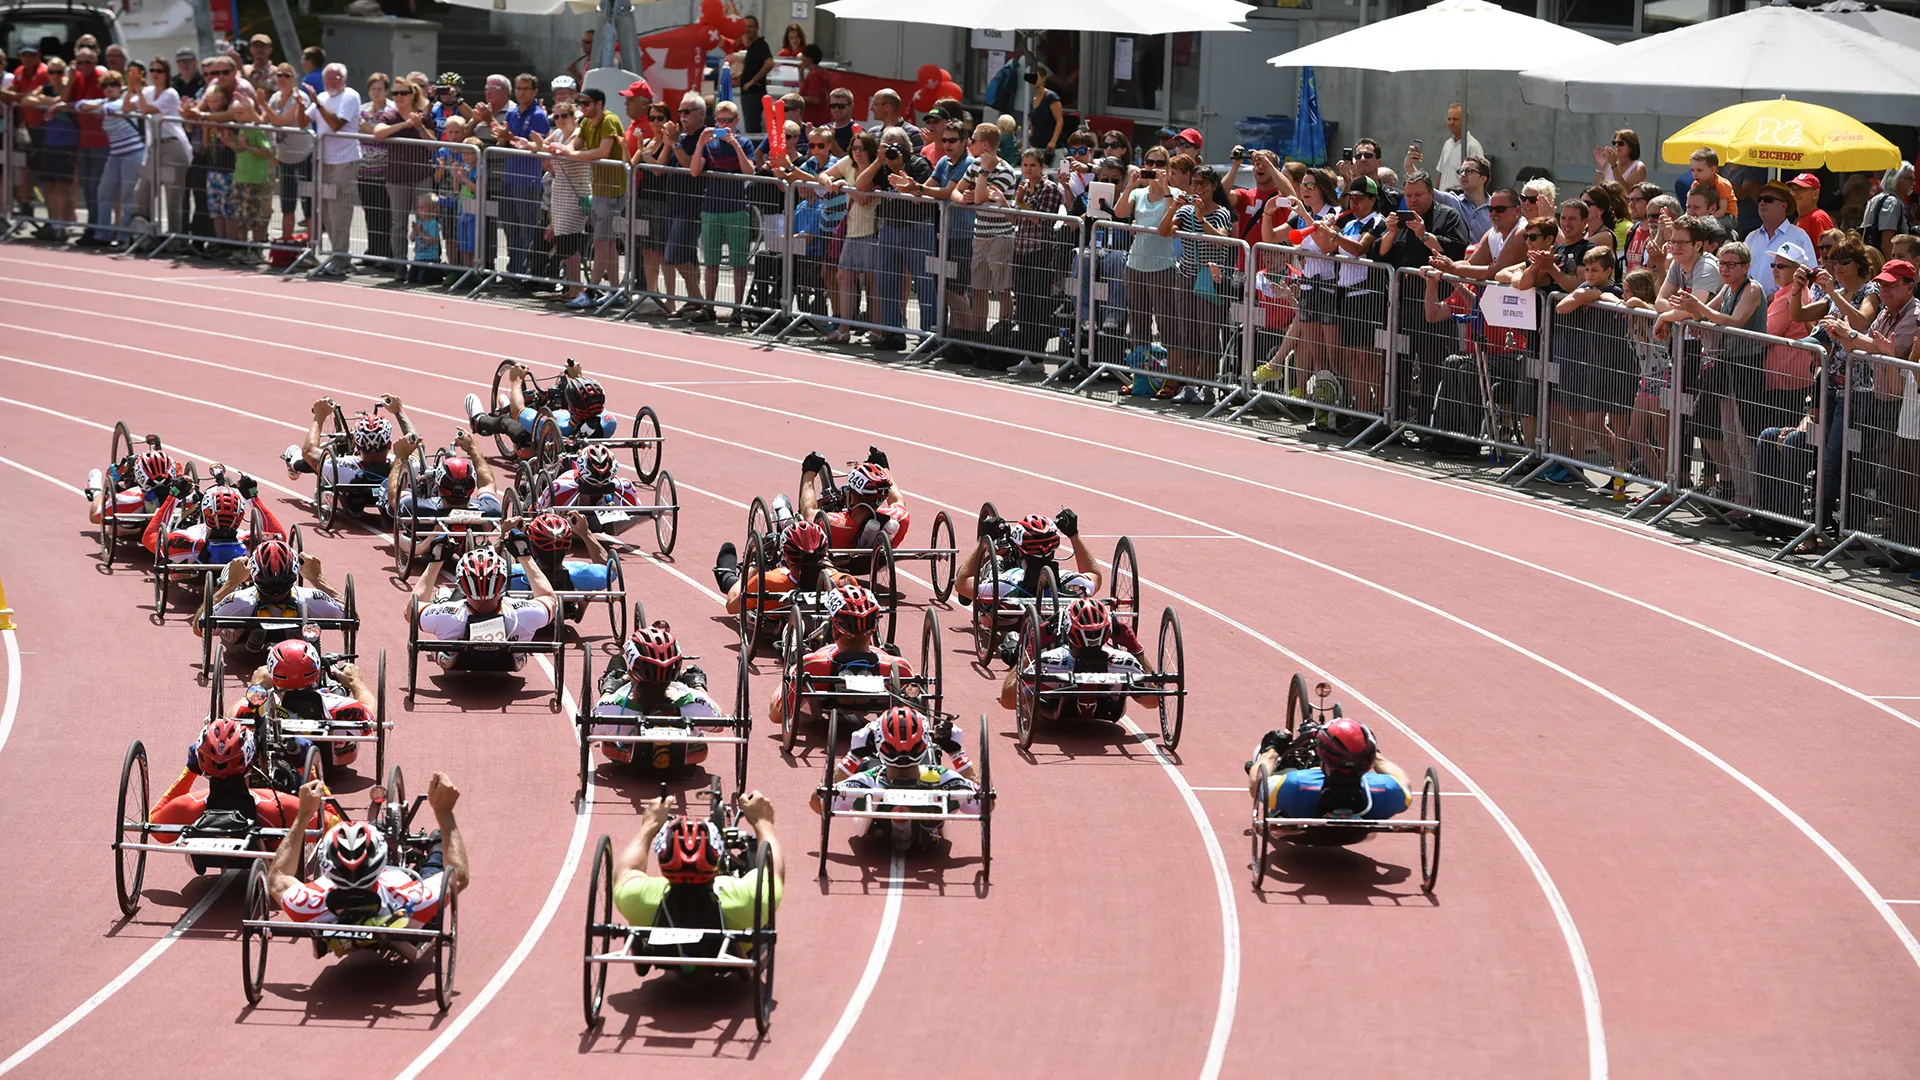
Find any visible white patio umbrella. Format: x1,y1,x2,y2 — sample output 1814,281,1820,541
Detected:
1264,0,1612,72
1519,1,1920,125
817,0,1253,36
433,0,599,15
1810,0,1920,53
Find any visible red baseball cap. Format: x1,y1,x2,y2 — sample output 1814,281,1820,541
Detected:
1875,259,1915,284
1174,127,1203,149
1787,172,1820,191
619,78,653,99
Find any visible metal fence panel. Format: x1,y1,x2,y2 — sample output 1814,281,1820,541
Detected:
5,101,156,246
309,129,478,284
1533,296,1677,502
769,182,945,352
1819,350,1920,567
936,204,1083,373
144,118,308,268
618,162,788,327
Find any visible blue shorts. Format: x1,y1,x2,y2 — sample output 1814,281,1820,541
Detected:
457,213,477,255
665,217,701,266
516,408,617,440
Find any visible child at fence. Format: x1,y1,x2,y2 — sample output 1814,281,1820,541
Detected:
408,191,443,283
200,84,240,248
431,120,469,266
454,151,479,268
1553,246,1635,495
1622,268,1671,492
225,98,276,260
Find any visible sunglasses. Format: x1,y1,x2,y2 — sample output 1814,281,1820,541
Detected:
1721,258,1748,267
1146,158,1169,166
1490,203,1517,212
1829,255,1857,266
829,101,852,108
1772,262,1798,271
1612,139,1628,146
677,106,699,113
1354,152,1377,160
1757,194,1785,204
941,135,961,144
1521,194,1542,203
395,87,416,95
1817,246,1835,255
1069,146,1091,155
1628,195,1648,203
1103,141,1126,149
1527,232,1556,241
808,140,830,147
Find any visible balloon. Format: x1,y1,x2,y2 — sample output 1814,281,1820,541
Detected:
935,80,962,103
766,96,786,157
917,63,943,89
1288,227,1311,245
911,85,939,115
700,0,724,23
719,14,745,38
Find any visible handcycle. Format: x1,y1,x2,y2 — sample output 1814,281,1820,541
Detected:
507,543,632,643
815,706,994,886
312,397,410,530
581,778,776,1034
775,606,943,753
736,515,898,656
573,641,754,805
150,471,275,619
238,764,459,1011
193,549,357,680
403,592,568,710
795,461,957,604
967,500,1141,669
504,457,680,557
214,639,391,781
1248,674,1442,895
487,359,666,483
98,422,195,570
112,735,333,917
389,441,505,577
1008,601,1186,751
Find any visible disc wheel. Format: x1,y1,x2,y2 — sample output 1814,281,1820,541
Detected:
740,529,769,655
583,835,614,1028
868,533,896,645
733,645,753,792
631,406,663,485
374,649,388,780
241,863,270,1004
115,740,150,917
100,494,119,568
1156,607,1185,751
1285,672,1311,740
749,838,776,1034
978,711,993,887
920,607,944,724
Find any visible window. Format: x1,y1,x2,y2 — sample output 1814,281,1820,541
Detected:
1107,33,1165,112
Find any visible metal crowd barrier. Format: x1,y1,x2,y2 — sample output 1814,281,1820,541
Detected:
306,129,476,285
1819,350,1920,568
1069,220,1252,416
2,102,159,248
768,182,947,356
930,202,1081,373
614,161,785,329
141,117,313,270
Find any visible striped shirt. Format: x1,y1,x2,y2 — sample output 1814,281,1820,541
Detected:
91,99,146,157
963,158,1020,240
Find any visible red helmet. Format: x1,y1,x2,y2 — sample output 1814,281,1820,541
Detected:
527,512,572,554
134,449,179,488
437,457,477,503
351,414,394,453
846,462,892,500
248,537,299,595
456,548,510,602
877,706,928,766
566,377,607,419
1065,598,1111,649
196,718,255,779
1315,718,1378,776
201,486,247,531
266,638,323,690
623,624,683,683
781,520,829,567
318,822,388,889
1014,514,1060,558
575,445,617,490
654,818,722,884
829,584,879,638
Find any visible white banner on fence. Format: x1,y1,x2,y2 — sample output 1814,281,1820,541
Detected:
1480,284,1538,330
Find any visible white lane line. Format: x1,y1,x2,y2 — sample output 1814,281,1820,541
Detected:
0,872,236,1074
1885,899,1920,905
1872,696,1920,701
2,364,913,1077
6,264,1914,641
0,457,73,761
799,852,905,1080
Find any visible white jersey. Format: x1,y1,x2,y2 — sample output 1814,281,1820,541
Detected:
842,716,971,771
1038,643,1145,685
212,585,348,622
829,763,981,815
418,592,554,668
395,488,502,518
591,680,721,732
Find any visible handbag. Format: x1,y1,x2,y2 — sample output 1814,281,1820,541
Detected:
1193,262,1242,304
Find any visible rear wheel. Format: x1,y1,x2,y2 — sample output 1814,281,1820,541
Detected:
1109,536,1139,632
315,452,338,531
920,608,944,723
868,534,896,645
532,413,562,469
631,406,663,484
487,360,521,461
778,619,802,752
433,882,459,1012
928,511,955,602
241,863,270,1004
740,529,768,655
606,553,628,642
733,645,753,792
583,835,614,1028
1250,763,1272,892
100,495,119,568
652,470,679,555
971,547,1001,667
1156,607,1185,751
749,838,776,1034
978,711,993,887
1014,606,1042,751
374,650,388,780
1420,767,1442,894
115,740,150,917
1285,673,1311,740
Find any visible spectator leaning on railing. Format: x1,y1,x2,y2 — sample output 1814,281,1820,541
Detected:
690,98,755,324
375,78,435,271
133,56,192,236
925,118,975,332
953,122,1022,348
306,62,362,278
1005,148,1067,367
869,125,936,351
825,129,880,344
1158,162,1233,402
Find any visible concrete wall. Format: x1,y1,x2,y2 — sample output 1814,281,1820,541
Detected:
834,20,963,83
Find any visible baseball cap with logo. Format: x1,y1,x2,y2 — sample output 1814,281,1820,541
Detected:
619,77,653,99
1787,172,1821,192
1875,259,1916,284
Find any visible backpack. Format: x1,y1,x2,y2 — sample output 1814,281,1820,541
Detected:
984,62,1018,114
1865,190,1908,247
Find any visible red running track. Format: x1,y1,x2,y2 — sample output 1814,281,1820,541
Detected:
2,247,1919,1079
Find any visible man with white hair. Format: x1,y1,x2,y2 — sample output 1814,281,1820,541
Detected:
307,61,363,277
665,91,710,320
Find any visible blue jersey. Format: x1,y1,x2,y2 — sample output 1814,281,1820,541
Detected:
509,560,609,592
1264,767,1408,820
204,539,250,565
516,408,617,441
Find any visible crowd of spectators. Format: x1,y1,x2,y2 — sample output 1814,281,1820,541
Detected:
4,54,1917,568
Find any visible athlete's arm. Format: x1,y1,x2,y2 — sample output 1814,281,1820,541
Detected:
518,551,560,621
739,791,783,887
1373,754,1411,794
267,779,326,905
505,362,533,416
193,557,253,638
332,660,376,710
301,553,345,604
616,796,673,884
569,510,608,563
381,394,416,439
411,544,447,616
299,398,333,471
454,430,496,494
428,773,470,892
387,433,420,511
998,664,1020,711
1067,534,1103,592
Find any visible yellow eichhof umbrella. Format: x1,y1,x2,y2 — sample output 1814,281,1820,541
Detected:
1662,97,1901,173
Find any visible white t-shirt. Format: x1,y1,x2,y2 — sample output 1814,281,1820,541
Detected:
143,85,190,147
417,594,554,643
308,87,364,163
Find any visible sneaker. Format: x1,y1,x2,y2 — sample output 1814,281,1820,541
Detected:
86,468,102,499
1009,358,1039,374
1170,386,1198,405
997,631,1021,665
281,444,304,479
463,393,486,425
1249,362,1283,384
566,291,598,310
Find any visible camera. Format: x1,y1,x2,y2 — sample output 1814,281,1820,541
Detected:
1396,209,1414,223
1341,147,1353,162
884,145,902,161
1139,168,1158,180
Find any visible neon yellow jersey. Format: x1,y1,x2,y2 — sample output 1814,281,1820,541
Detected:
613,870,781,936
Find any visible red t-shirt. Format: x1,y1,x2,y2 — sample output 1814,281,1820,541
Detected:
799,67,832,128
1799,208,1835,244
11,63,49,125
68,64,108,147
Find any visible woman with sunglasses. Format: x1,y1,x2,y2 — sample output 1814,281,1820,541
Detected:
823,130,881,344
1158,164,1235,403
1055,129,1098,196
1594,128,1647,188
1666,240,1768,504
374,78,437,271
1255,167,1340,387
355,72,392,259
1111,146,1179,361
1760,241,1820,433
261,62,313,241
131,57,192,236
628,101,677,310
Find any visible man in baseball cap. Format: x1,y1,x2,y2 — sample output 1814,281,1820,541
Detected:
1786,172,1833,241
619,77,653,101
1171,127,1203,155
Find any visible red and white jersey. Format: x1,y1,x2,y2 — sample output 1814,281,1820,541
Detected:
280,866,446,926
234,688,370,732
799,643,915,680
418,593,554,643
212,586,348,622
538,472,645,511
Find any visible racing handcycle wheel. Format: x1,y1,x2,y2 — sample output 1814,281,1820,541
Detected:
749,838,777,1034
927,511,956,603
1250,762,1272,892
651,469,679,555
778,618,803,753
1109,536,1140,633
583,834,615,1027
1014,605,1042,751
1157,606,1186,751
115,740,150,917
241,862,270,1005
631,405,663,485
432,878,459,1012
978,710,994,889
1420,767,1442,894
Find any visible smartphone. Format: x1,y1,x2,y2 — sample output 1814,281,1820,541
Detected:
1396,209,1414,223
1139,168,1158,180
1341,147,1353,162
1412,139,1423,151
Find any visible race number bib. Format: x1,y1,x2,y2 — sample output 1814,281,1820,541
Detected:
594,509,631,525
838,674,885,694
647,927,706,947
446,508,487,524
877,789,944,808
468,617,508,643
1076,672,1130,685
